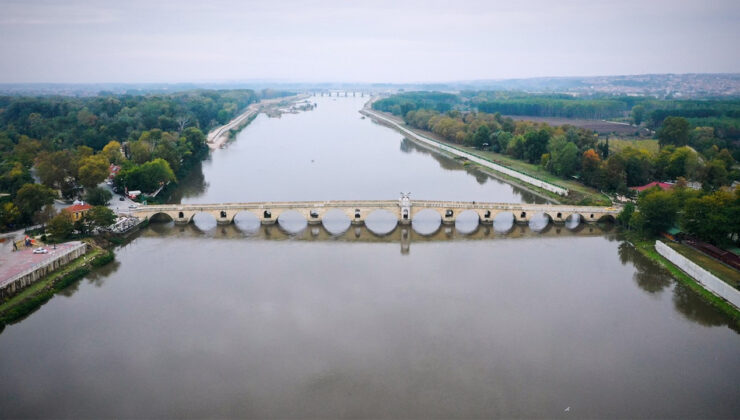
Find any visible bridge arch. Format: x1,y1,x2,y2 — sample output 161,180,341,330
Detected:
596,214,617,224
233,210,261,232
493,212,516,233
277,210,307,234
149,211,175,223
365,209,397,236
411,209,442,236
528,212,552,232
564,213,584,230
191,212,218,230
321,209,351,235
455,210,480,235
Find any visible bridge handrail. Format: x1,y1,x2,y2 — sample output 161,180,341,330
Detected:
130,201,620,214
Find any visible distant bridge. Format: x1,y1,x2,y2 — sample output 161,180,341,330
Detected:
129,197,620,227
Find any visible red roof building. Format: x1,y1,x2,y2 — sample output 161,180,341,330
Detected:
630,182,674,192
63,203,92,221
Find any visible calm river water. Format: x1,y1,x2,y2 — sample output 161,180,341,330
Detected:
1,96,738,418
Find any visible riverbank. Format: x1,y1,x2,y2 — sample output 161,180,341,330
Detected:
0,242,114,329
361,105,611,206
629,236,740,327
207,94,308,149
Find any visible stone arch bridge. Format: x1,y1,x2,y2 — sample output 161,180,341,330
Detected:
129,199,620,227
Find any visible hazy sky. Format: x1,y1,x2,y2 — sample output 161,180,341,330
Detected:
0,0,738,83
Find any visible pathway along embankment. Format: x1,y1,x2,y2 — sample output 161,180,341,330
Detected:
207,94,309,149
360,107,570,197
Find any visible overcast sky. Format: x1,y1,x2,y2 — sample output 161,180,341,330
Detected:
0,0,738,83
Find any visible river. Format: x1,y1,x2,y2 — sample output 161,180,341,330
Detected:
0,96,738,418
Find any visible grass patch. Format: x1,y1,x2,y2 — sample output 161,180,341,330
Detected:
603,138,660,155
629,236,740,326
0,246,115,326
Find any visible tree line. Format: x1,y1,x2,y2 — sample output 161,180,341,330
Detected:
373,93,738,198
375,91,740,148
619,183,739,248
0,89,290,232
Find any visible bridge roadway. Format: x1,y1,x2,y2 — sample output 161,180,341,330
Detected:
129,200,620,227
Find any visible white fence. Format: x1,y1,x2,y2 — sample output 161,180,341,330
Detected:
655,241,740,309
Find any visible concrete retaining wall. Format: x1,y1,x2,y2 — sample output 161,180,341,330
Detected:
362,109,569,196
0,242,88,300
656,241,740,309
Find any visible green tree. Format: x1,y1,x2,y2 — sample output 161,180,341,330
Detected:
86,206,116,228
681,190,737,246
616,202,635,227
473,124,491,149
182,127,207,155
604,154,627,192
635,188,679,235
0,162,33,197
14,183,57,222
715,148,735,171
153,135,181,173
493,130,512,153
699,159,728,191
116,158,176,193
506,135,526,159
48,212,74,242
631,105,646,125
101,141,124,164
0,202,21,229
547,136,579,177
36,150,75,189
78,154,110,189
523,129,550,163
657,116,690,147
32,204,56,228
581,149,602,187
620,147,654,187
85,186,113,206
666,147,700,180
129,140,153,164
13,136,42,167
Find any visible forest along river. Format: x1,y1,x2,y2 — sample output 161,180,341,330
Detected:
0,96,738,418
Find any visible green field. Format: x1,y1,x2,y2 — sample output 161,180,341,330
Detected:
603,138,660,155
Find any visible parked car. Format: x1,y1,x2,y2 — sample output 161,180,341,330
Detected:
33,247,48,254
128,204,138,209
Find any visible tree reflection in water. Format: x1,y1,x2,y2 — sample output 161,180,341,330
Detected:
618,240,738,332
167,160,209,204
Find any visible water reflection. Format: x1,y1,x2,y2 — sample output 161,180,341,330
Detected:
136,221,616,254
167,160,209,203
617,241,738,331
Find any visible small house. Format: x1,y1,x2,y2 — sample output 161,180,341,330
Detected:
63,203,92,222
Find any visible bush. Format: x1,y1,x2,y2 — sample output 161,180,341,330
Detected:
91,250,115,267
